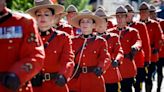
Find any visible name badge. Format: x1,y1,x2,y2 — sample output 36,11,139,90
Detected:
0,26,23,39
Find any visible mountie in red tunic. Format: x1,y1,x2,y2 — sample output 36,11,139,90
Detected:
155,18,164,58
34,28,75,92
107,20,114,29
68,34,111,92
108,26,142,78
56,22,74,36
141,19,163,62
0,8,45,92
100,32,123,83
128,21,151,67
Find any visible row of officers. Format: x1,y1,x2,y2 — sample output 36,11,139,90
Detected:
0,0,164,92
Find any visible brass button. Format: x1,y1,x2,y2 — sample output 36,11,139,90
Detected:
83,63,86,65
42,68,45,71
25,87,29,90
19,88,22,92
83,55,85,57
54,50,57,53
42,38,46,41
8,46,13,49
9,40,13,43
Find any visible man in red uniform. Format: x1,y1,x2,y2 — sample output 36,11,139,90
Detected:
108,6,142,92
96,5,114,29
68,9,111,92
26,0,75,92
66,5,80,36
0,0,45,92
55,11,75,36
95,8,123,92
139,2,163,92
149,5,164,92
125,4,151,92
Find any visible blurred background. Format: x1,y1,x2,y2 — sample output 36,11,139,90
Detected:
6,0,164,19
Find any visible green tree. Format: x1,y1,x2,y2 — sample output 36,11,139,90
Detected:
7,0,33,12
6,0,90,12
64,0,90,11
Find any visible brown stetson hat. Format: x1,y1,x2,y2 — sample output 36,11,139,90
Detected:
125,4,134,13
70,9,103,28
26,0,64,17
116,5,127,15
94,8,110,18
139,2,150,10
149,5,162,12
66,4,78,13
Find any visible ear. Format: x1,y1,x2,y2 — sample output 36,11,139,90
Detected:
53,14,60,24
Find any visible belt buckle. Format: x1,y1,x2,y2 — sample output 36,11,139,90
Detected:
44,73,51,81
82,66,87,73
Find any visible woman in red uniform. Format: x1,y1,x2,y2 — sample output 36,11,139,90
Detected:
26,0,75,92
68,9,111,92
108,6,142,92
94,8,123,92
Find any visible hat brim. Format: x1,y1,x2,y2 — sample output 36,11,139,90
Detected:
111,13,127,16
26,4,64,17
70,14,103,28
57,12,68,18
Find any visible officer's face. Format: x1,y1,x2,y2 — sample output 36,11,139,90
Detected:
79,18,95,34
96,18,107,33
35,8,55,30
0,0,6,12
149,11,157,20
0,0,5,4
126,12,134,22
116,13,127,27
139,10,150,20
66,11,78,23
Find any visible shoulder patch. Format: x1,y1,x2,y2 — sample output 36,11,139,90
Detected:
107,32,119,38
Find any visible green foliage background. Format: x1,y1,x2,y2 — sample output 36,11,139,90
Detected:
6,0,91,12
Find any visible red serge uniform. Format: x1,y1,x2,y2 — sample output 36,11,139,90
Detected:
141,19,163,62
128,22,151,67
69,34,111,92
0,8,45,92
37,28,74,92
108,27,142,78
102,32,123,83
56,22,74,36
156,18,164,58
107,20,114,29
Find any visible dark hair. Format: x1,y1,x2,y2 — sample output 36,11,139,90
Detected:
35,8,55,15
79,18,96,25
47,8,55,15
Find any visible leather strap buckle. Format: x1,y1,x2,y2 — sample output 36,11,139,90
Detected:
82,66,87,73
44,73,51,81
